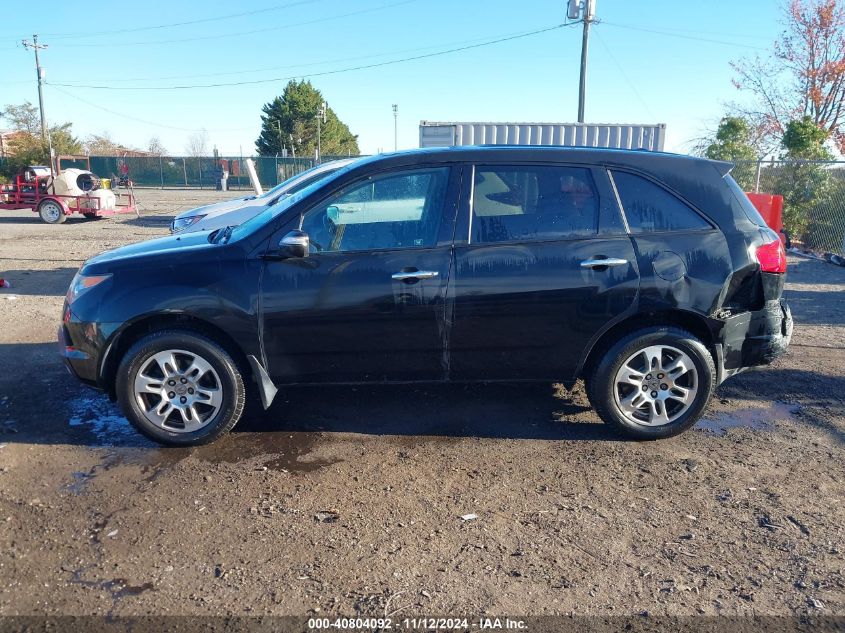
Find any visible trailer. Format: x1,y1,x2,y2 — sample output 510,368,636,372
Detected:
419,121,667,152
0,156,137,224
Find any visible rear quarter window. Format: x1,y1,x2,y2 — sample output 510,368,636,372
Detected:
724,174,769,228
611,170,711,233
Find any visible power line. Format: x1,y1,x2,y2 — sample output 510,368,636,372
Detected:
593,29,656,121
601,22,769,51
57,25,569,84
47,84,256,133
40,0,327,40
46,0,419,48
46,22,575,91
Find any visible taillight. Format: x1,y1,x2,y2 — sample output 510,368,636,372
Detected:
756,239,787,274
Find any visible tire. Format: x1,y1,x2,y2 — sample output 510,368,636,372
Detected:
115,330,245,446
586,326,715,440
38,200,66,224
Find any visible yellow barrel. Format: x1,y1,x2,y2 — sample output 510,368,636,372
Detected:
101,178,111,189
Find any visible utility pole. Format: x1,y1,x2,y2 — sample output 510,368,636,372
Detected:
276,120,283,154
21,35,48,141
392,104,398,151
315,101,327,163
568,0,596,123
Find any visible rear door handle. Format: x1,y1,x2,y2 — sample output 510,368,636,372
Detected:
580,258,629,269
391,270,439,281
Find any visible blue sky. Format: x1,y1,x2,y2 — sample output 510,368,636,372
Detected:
0,0,782,156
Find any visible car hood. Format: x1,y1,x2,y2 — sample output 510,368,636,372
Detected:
176,195,265,221
84,231,216,271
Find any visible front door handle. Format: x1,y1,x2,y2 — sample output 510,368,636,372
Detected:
391,270,439,281
580,258,629,269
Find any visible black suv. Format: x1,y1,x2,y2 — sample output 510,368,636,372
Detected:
59,147,792,445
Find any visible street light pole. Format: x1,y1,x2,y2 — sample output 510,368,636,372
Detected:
392,104,398,151
316,101,327,163
22,35,48,141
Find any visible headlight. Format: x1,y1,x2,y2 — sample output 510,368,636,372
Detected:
170,214,206,233
66,273,111,305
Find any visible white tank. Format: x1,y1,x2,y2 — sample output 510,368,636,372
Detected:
53,168,117,211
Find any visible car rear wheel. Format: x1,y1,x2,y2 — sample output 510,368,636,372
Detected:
116,330,245,446
587,326,715,439
38,200,66,224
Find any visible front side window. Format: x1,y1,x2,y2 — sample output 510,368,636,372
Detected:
300,167,449,253
471,165,598,243
611,170,711,233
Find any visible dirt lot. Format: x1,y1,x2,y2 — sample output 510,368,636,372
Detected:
0,188,843,619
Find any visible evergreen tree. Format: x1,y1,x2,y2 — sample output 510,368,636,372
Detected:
255,80,359,157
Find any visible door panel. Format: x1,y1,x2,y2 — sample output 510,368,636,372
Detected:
447,163,639,381
259,165,459,384
448,236,639,381
261,248,451,383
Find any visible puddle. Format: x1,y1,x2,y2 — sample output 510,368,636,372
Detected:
66,393,341,478
70,569,154,599
697,401,801,435
67,394,154,447
190,431,342,474
66,470,94,495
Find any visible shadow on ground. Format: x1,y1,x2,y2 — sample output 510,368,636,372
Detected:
0,268,78,296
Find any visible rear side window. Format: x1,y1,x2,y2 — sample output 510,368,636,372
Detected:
471,165,598,243
724,174,768,228
611,171,711,233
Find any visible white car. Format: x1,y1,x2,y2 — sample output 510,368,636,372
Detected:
170,158,357,234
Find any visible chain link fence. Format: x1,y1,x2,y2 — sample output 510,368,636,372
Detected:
0,154,358,190
736,160,845,255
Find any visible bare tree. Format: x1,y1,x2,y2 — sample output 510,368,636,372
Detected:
732,0,845,152
185,130,209,157
83,132,125,155
148,136,167,155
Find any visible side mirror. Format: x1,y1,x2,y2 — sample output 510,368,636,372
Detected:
278,229,310,258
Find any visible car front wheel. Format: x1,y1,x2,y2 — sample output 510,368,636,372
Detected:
587,326,715,439
116,330,245,446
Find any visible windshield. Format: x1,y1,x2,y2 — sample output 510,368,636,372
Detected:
258,164,325,199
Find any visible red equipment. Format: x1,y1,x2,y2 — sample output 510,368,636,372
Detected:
0,156,136,224
745,193,786,244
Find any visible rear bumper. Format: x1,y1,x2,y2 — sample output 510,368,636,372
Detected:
717,299,792,383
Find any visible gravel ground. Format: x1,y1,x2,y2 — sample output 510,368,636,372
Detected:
0,188,843,618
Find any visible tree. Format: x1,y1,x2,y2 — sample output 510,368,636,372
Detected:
703,117,760,189
2,101,41,136
185,130,209,157
148,137,167,155
775,116,835,239
255,80,359,157
0,101,82,177
83,132,125,155
732,0,845,153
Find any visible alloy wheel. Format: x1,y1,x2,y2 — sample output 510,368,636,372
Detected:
612,344,699,426
133,349,223,432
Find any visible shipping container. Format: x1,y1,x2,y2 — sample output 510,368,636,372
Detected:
419,121,666,152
